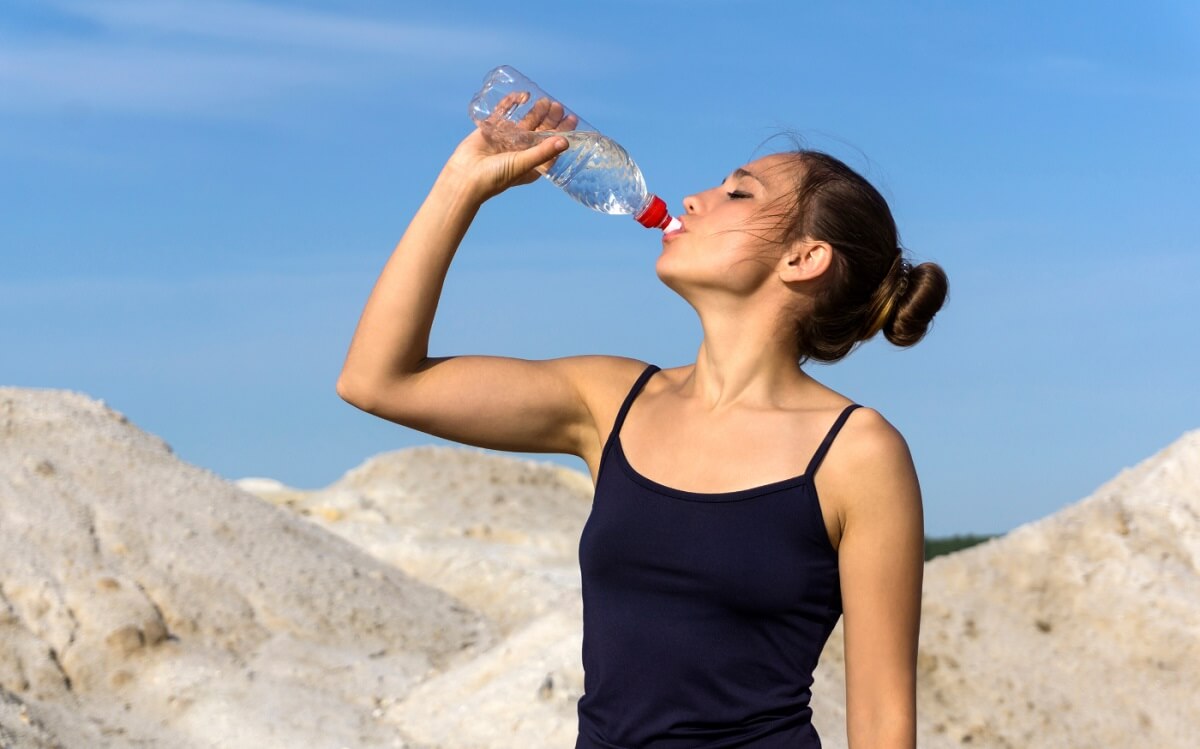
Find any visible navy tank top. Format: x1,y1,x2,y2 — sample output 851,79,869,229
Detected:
576,364,861,749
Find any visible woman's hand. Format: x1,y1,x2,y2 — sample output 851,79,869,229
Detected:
440,94,580,203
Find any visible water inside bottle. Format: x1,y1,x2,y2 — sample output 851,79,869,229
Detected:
535,130,650,216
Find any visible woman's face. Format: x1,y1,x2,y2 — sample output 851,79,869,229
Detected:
656,153,799,296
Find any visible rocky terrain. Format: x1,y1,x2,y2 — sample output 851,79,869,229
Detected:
2,386,1196,748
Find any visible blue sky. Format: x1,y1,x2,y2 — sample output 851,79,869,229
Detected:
2,0,1197,536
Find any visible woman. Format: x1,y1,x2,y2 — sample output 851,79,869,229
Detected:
337,108,948,748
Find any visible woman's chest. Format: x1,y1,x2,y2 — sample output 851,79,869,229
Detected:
580,471,840,616
620,425,810,492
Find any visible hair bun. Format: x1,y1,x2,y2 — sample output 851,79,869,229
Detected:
884,261,949,347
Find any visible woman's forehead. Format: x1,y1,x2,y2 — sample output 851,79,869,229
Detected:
739,153,801,188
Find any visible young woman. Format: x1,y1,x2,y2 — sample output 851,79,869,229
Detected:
338,106,948,749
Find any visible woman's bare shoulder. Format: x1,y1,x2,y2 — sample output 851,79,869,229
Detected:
558,355,657,401
821,405,919,515
829,405,912,469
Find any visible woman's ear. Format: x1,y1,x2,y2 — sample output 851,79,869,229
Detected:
778,239,833,284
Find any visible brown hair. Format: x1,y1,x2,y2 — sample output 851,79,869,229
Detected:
770,150,949,365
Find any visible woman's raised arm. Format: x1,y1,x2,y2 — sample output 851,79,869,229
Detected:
336,120,638,460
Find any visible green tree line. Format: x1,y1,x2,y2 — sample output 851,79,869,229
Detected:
924,533,1001,561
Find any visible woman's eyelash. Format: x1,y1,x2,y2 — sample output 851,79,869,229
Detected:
727,191,752,199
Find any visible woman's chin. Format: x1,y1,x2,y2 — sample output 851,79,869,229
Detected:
653,257,684,288
654,260,709,298
654,253,681,282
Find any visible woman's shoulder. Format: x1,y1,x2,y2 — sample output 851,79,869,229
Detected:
819,403,919,513
555,355,658,409
831,403,910,464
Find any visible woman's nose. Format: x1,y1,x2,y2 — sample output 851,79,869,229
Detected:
682,193,698,214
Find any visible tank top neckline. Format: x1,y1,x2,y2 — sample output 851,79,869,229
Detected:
604,363,862,504
612,432,811,502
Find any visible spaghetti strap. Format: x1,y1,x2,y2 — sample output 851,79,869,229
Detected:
610,363,660,441
804,403,863,478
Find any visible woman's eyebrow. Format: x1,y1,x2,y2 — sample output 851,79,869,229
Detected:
730,168,764,185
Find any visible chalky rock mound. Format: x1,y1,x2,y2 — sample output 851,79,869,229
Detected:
240,445,594,638
0,686,62,749
0,388,495,749
238,446,596,749
810,429,1200,749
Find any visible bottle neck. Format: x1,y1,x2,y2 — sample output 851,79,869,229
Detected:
634,195,672,229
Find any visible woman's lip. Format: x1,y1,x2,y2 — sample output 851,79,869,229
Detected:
662,225,686,239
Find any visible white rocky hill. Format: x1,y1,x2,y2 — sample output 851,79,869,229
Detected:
810,428,1200,749
2,386,1197,748
0,388,492,748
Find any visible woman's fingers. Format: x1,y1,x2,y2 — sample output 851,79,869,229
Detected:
518,97,552,130
463,90,584,198
488,91,530,125
490,92,582,139
543,101,566,129
516,97,583,132
542,102,580,132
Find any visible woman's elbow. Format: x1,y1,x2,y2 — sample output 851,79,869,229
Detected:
336,371,374,411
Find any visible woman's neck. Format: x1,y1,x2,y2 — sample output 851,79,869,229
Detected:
683,310,810,411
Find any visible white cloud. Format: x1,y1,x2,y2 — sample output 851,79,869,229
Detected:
48,0,501,56
0,0,609,118
0,41,337,117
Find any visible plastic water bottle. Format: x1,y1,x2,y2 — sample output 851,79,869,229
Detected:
468,65,680,232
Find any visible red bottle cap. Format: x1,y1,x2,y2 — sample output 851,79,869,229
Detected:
634,195,672,230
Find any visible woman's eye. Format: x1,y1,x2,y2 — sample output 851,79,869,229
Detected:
727,191,752,200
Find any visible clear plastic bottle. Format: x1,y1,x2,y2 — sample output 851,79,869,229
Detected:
468,65,680,231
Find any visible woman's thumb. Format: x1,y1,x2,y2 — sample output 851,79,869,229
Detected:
515,135,569,171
